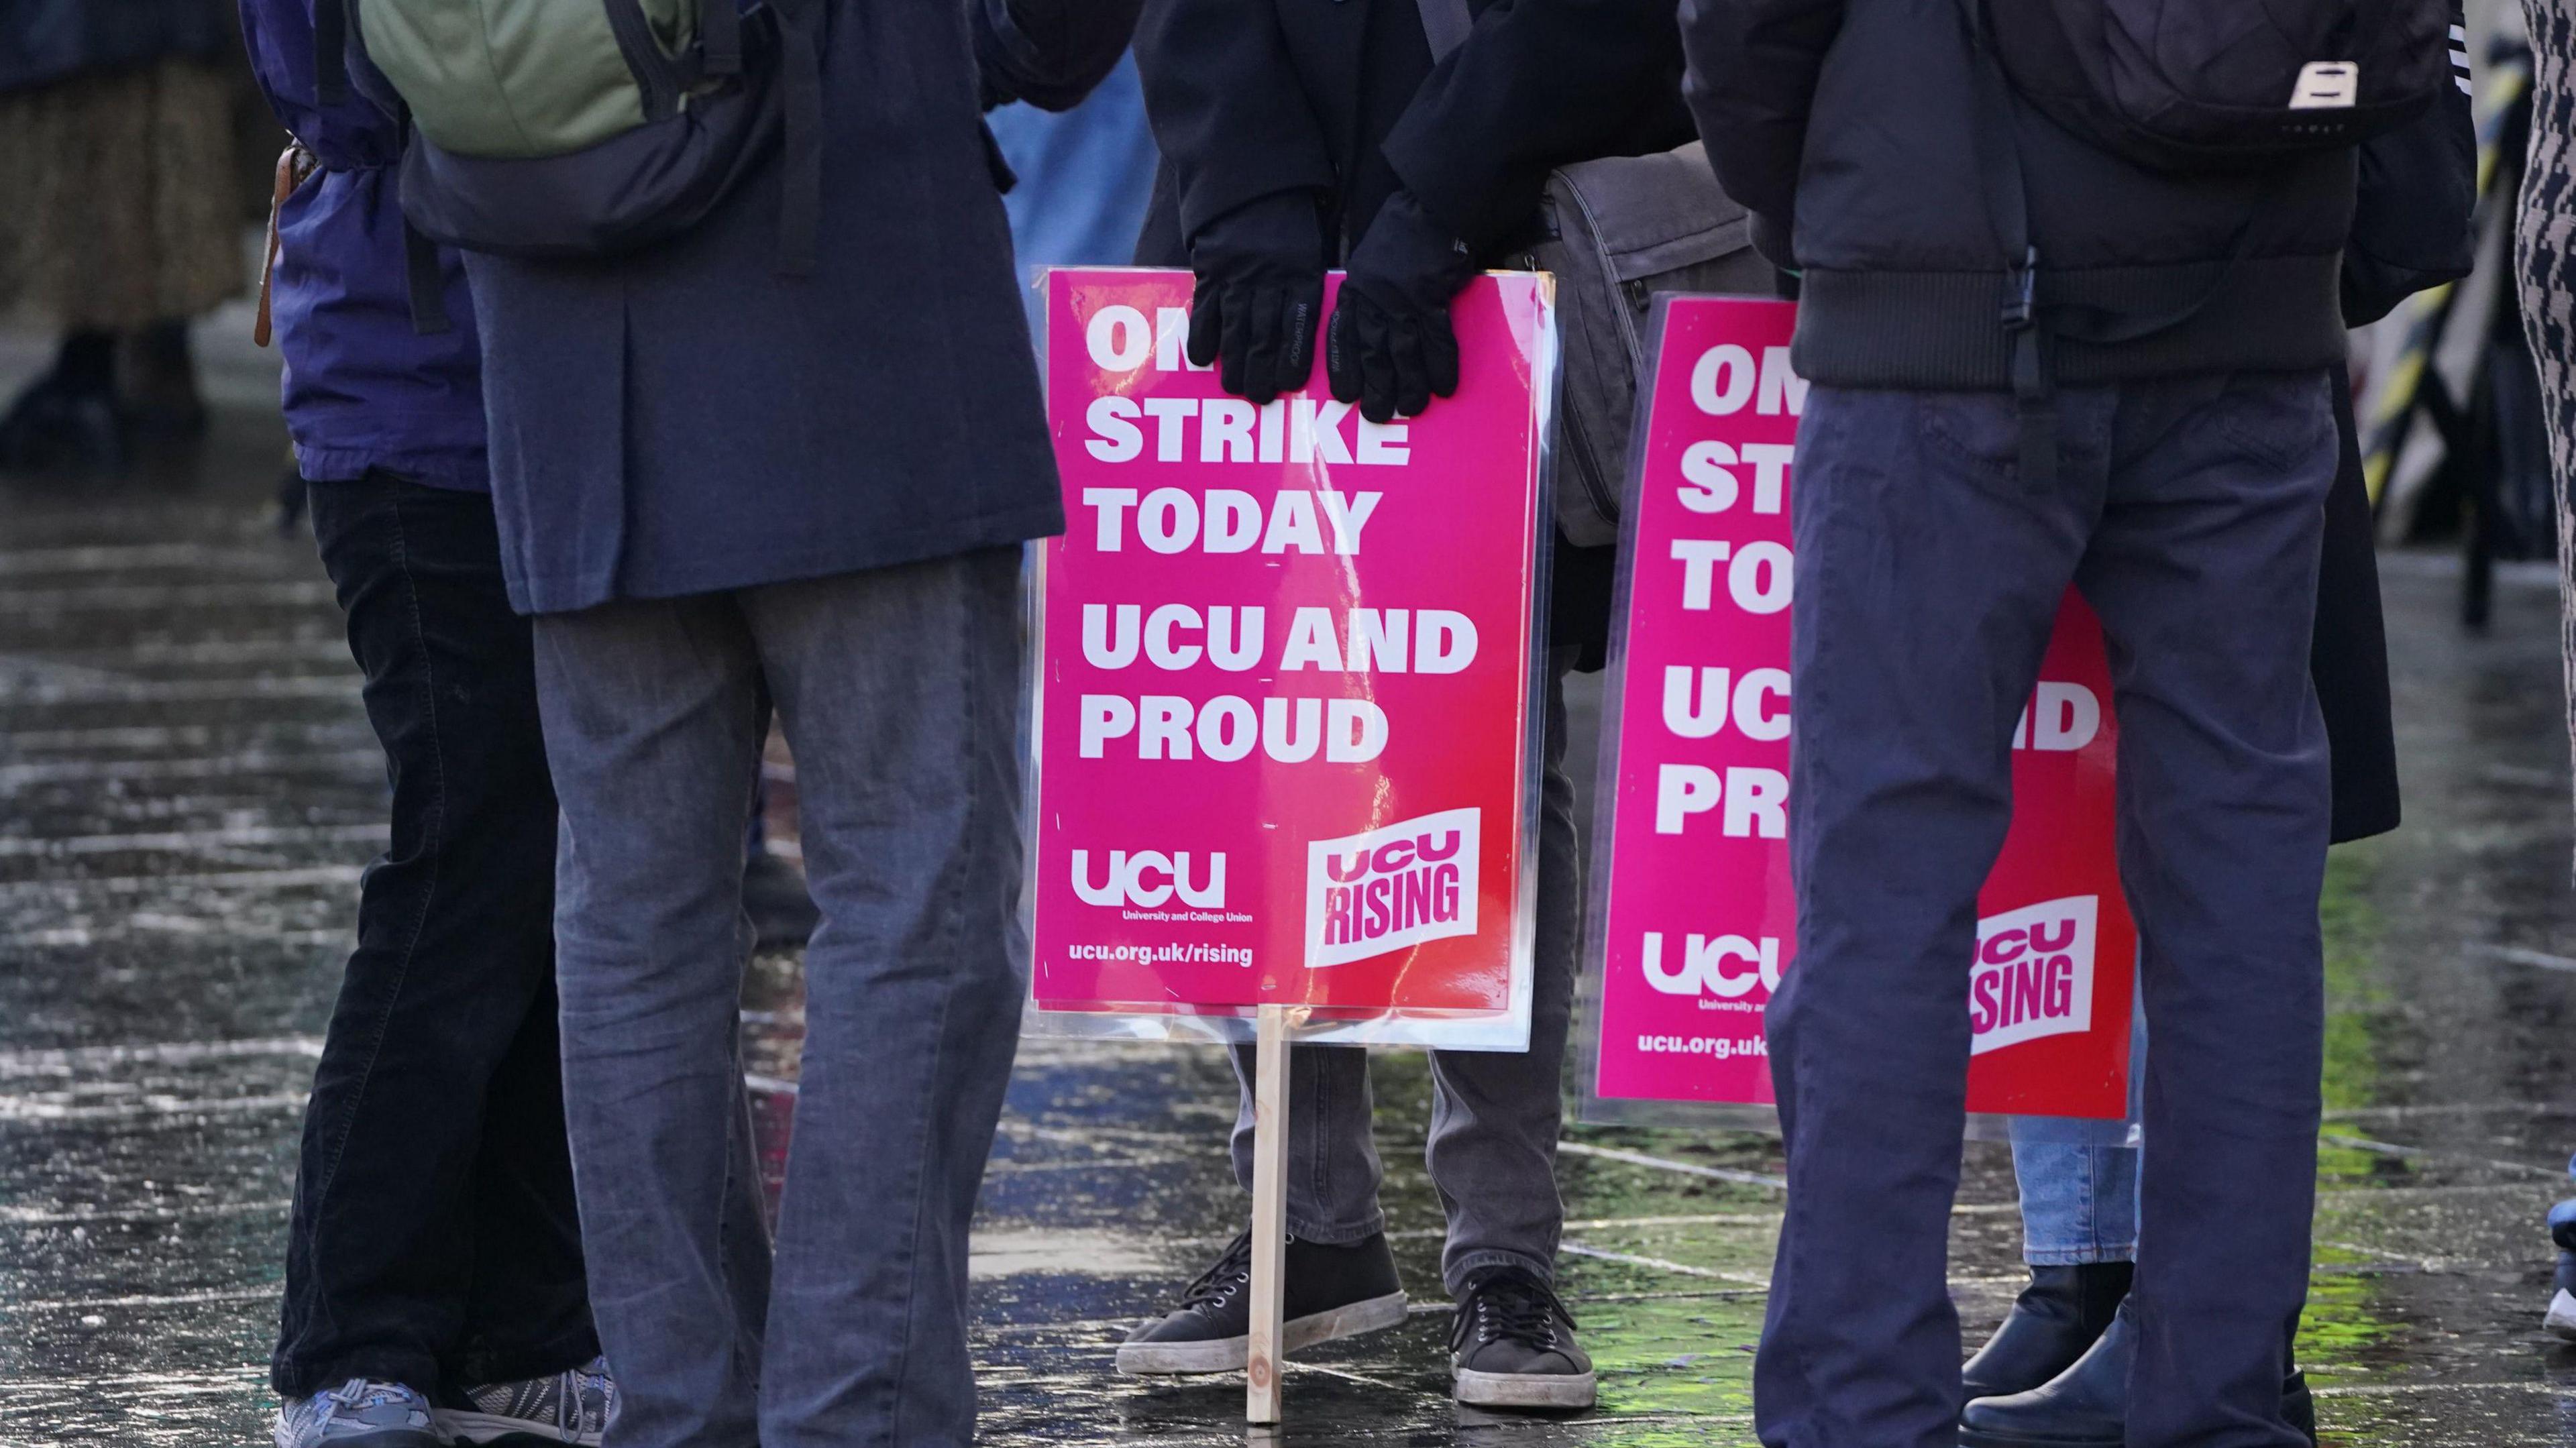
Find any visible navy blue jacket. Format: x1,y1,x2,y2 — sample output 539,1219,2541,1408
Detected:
237,0,489,492
469,0,1130,614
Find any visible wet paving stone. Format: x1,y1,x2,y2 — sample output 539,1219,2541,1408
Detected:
6,329,2576,1442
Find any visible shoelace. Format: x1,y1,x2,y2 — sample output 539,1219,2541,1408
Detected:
557,1359,615,1438
1450,1270,1577,1355
319,1379,373,1418
1177,1231,1256,1316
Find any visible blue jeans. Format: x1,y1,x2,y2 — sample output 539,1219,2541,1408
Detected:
1756,376,2334,1448
533,549,1028,1448
2010,1139,2140,1266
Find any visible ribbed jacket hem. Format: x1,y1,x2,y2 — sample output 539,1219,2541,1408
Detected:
1790,252,2347,390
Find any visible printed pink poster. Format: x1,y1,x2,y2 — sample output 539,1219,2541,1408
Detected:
1590,296,2138,1117
1028,268,1552,1047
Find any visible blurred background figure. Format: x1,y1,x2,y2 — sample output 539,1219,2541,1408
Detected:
0,0,251,471
986,51,1159,279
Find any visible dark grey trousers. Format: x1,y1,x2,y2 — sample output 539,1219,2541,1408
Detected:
1755,377,2335,1448
1226,654,1582,1296
531,548,1027,1448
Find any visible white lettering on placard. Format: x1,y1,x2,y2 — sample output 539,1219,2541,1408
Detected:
1083,488,1381,555
1071,848,1226,908
2012,683,2102,753
1077,391,1409,467
1691,345,1806,417
1661,665,1791,741
1654,765,1788,837
1085,305,1152,372
1077,693,1384,763
1641,931,1782,999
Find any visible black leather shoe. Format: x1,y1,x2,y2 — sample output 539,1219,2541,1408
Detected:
1961,1299,2321,1448
1962,1262,2132,1400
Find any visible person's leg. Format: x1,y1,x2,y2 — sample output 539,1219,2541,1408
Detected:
1960,1135,2138,1402
2075,371,2337,1448
739,548,1027,1448
1221,1043,1387,1243
535,593,776,1448
2011,1139,2140,1268
1114,1036,1402,1374
1754,385,2103,1448
1423,651,1581,1295
274,476,590,1403
1422,653,1593,1408
448,974,598,1388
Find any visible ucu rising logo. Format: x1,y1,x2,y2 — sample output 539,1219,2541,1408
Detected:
1970,895,2098,1055
1070,850,1226,909
1303,807,1480,968
1640,932,1781,1001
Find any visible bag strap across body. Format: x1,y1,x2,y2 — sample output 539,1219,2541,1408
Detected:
1417,0,1474,60
1955,0,2258,489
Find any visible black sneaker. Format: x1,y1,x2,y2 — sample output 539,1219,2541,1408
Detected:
1116,1229,1408,1374
1450,1266,1595,1410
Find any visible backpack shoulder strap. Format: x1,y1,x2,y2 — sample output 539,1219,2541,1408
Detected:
1414,0,1473,62
314,0,350,104
1955,0,2055,486
772,0,823,276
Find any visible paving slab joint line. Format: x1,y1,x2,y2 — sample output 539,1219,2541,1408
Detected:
1556,1140,1788,1189
2316,1131,2567,1180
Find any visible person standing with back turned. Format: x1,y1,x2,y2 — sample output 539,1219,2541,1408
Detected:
1678,1,2451,1445
345,0,1140,1443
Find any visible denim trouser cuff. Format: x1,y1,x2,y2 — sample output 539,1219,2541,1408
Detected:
2023,1243,2137,1268
1287,1207,1385,1246
1445,1247,1553,1298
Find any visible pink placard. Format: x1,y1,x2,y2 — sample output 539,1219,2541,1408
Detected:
1589,296,2137,1116
1027,268,1552,1046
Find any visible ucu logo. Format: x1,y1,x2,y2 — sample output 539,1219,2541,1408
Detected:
1071,850,1226,908
1641,932,1782,1000
1320,829,1467,883
1303,807,1482,968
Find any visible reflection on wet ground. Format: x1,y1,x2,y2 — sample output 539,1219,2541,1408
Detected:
5,325,2576,1443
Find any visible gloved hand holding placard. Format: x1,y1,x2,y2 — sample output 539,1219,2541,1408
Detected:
1028,266,1554,1050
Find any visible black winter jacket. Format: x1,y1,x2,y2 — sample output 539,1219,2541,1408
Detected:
1132,0,1693,264
1678,0,2360,389
1132,0,1698,663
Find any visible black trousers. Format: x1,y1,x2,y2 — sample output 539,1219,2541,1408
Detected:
272,474,596,1398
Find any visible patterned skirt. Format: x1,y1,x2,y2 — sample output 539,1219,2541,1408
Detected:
0,56,244,332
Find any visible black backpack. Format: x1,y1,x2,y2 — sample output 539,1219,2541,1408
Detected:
1958,0,2455,488
1977,0,2453,173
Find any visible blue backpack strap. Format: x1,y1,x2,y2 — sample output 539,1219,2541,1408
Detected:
702,0,743,78
404,221,453,335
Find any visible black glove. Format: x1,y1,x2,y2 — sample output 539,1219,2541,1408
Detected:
1186,192,1326,405
1326,191,1477,423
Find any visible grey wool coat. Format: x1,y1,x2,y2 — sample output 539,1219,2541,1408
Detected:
466,0,1079,615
